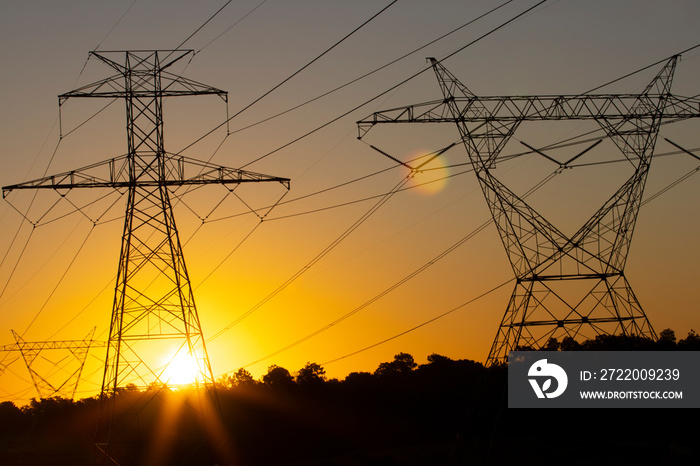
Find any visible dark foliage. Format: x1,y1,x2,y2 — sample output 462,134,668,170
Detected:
1,330,698,465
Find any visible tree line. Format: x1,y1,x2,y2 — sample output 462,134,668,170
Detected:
0,328,697,465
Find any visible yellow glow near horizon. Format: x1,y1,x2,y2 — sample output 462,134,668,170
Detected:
161,351,200,387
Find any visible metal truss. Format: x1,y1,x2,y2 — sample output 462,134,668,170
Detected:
3,50,289,465
358,56,700,365
1,328,100,399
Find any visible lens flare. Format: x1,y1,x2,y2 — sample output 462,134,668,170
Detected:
409,149,450,195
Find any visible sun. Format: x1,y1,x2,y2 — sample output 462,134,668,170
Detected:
161,351,201,386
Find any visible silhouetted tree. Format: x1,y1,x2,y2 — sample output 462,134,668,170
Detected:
232,368,257,388
581,333,655,351
216,374,234,388
657,328,677,350
560,336,581,350
543,337,560,351
0,401,25,434
658,328,676,343
374,352,417,377
343,371,374,390
0,400,20,415
296,362,326,389
426,353,452,365
22,396,75,417
262,365,294,391
679,329,700,350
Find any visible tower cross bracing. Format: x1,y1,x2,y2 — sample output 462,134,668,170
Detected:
358,56,700,364
2,49,289,465
0,328,101,399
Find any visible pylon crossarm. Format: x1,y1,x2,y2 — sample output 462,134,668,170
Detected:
357,94,700,139
357,99,453,138
2,154,290,197
167,155,291,189
90,50,193,74
0,340,106,352
1,332,105,353
59,74,227,101
2,155,130,197
59,50,227,104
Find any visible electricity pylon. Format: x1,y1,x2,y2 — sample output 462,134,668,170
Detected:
358,55,700,364
0,328,102,399
3,50,289,464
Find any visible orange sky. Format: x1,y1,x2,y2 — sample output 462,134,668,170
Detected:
1,0,700,405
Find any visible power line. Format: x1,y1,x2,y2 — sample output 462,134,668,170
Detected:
238,153,700,372
0,0,148,369
178,0,399,157
584,43,700,94
142,2,546,351
196,0,271,54
20,225,96,336
173,0,235,51
238,0,551,169
206,174,413,342
319,278,514,367
218,0,516,140
93,0,139,51
233,165,560,369
225,129,700,373
8,115,694,355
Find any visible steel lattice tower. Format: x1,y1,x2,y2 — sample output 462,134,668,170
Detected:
358,56,700,364
0,328,100,399
3,50,290,464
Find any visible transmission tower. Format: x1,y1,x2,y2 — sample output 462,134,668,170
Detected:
0,328,102,399
3,50,290,464
358,56,700,364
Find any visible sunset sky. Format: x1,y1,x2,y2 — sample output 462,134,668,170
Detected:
1,0,700,405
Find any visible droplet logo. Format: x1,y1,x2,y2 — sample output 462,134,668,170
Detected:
528,359,568,399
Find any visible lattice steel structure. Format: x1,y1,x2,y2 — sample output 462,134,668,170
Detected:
0,328,101,399
3,50,289,465
358,56,700,364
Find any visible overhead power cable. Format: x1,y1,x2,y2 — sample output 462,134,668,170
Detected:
584,43,700,94
241,216,497,369
13,117,695,353
152,2,540,337
178,0,399,157
230,134,700,371
234,165,560,369
93,0,139,51
242,153,700,371
319,278,514,367
196,0,270,53
219,0,515,140
319,157,700,367
173,0,235,51
206,173,413,342
193,187,290,291
162,0,401,246
204,69,700,224
0,0,144,366
238,0,550,169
